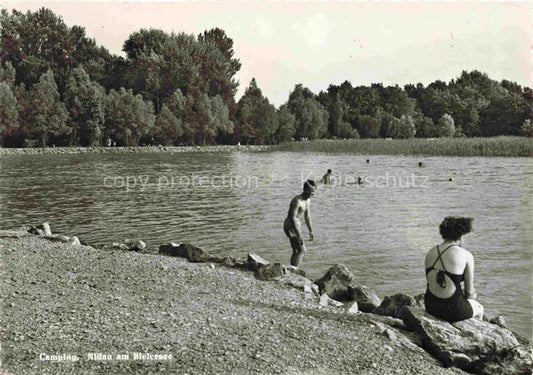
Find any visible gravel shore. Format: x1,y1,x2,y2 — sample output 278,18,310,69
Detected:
0,145,270,156
0,232,465,375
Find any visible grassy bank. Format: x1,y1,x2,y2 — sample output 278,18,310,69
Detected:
0,232,463,375
274,137,533,157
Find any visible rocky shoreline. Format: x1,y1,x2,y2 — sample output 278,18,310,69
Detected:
1,224,531,375
0,145,270,156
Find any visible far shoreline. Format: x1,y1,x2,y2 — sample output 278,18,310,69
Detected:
0,136,531,157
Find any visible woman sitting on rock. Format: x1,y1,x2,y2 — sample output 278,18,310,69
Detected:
424,217,484,322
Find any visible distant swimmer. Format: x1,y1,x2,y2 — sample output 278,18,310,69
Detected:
366,159,370,163
418,162,425,168
321,169,332,185
449,177,454,181
284,180,316,267
357,176,363,185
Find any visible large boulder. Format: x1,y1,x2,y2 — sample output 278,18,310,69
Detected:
255,263,286,281
346,285,382,313
158,243,212,262
273,273,319,295
314,264,355,301
402,306,530,374
375,293,424,319
247,253,270,271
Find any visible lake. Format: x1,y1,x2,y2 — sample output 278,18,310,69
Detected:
0,151,531,336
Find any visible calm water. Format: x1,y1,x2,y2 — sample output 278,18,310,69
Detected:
1,151,531,336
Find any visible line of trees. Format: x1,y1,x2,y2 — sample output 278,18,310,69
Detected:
0,8,531,147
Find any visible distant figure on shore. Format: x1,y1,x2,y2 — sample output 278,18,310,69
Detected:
284,180,316,267
424,217,484,322
418,162,425,168
321,169,332,185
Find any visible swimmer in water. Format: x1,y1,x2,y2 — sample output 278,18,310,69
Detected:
321,169,332,185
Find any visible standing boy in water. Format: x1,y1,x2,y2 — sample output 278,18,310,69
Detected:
284,180,316,267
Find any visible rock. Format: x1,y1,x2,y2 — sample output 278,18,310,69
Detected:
489,316,507,329
314,264,355,301
218,256,248,269
69,236,81,246
303,284,320,299
285,265,307,277
363,314,406,330
123,239,146,251
375,293,424,319
346,285,381,312
319,293,344,308
37,223,52,236
43,235,71,243
158,243,212,262
247,253,270,271
273,273,317,293
402,306,525,373
473,344,533,375
28,226,45,236
255,263,286,281
345,301,359,314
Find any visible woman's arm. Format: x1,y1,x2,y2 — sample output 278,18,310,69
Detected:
463,251,478,299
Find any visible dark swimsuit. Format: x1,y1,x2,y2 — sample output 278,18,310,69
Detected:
424,244,473,322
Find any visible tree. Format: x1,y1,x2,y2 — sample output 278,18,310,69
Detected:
287,84,328,140
0,8,109,93
182,93,232,145
123,28,169,59
0,62,16,88
387,115,415,139
152,89,187,145
28,70,69,146
356,115,381,138
235,79,277,144
198,27,241,106
413,112,436,138
437,113,455,137
64,67,105,146
327,96,354,138
0,82,18,145
104,88,155,146
520,119,533,137
275,104,296,143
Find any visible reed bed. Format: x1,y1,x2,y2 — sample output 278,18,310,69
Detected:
274,137,533,157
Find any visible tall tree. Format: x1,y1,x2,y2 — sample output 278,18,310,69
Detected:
64,67,105,146
104,88,155,146
287,84,328,140
28,70,69,146
386,115,415,139
437,113,455,137
0,8,108,93
0,82,18,145
235,78,278,144
275,104,296,143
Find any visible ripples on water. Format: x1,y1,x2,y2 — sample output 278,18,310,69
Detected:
0,151,531,336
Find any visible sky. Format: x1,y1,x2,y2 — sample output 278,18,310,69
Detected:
1,1,531,107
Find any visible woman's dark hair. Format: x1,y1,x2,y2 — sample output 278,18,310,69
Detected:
439,217,473,241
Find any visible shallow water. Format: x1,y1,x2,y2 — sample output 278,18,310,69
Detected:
1,151,531,336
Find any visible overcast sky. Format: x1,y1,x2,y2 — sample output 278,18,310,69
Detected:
2,1,531,107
